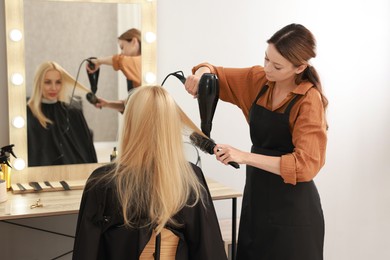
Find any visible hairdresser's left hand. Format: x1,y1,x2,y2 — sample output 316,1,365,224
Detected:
214,144,245,166
94,96,107,109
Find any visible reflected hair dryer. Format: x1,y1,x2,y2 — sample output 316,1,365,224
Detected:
161,71,219,138
86,57,100,104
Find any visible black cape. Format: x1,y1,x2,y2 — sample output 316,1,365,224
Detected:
27,102,97,167
72,163,227,260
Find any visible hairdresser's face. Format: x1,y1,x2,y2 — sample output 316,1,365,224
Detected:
264,44,299,83
41,69,62,101
119,38,139,56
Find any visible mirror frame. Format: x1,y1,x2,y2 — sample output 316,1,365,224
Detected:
5,0,157,184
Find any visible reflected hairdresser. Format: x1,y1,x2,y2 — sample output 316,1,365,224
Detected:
87,28,142,113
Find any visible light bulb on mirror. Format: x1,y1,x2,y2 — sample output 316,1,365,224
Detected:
11,73,24,86
144,72,156,84
13,158,26,171
9,29,22,42
145,32,156,43
12,116,25,129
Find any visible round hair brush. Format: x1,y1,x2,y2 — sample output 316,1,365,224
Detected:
190,132,239,169
197,73,219,138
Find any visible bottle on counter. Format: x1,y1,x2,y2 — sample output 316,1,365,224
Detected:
110,147,118,162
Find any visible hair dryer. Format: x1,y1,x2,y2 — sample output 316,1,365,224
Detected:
161,71,219,138
197,73,219,138
86,57,100,104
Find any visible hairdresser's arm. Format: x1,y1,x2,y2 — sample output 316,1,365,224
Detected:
95,56,114,66
95,97,125,113
184,66,211,97
214,144,281,176
86,56,114,73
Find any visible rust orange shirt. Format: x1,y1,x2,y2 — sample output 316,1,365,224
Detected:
193,63,327,185
112,54,141,87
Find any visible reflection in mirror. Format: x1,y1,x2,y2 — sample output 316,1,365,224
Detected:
24,1,140,166
27,61,99,167
5,0,156,184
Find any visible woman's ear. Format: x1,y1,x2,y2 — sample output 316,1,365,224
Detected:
295,64,307,74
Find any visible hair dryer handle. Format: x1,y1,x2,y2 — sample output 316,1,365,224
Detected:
86,57,96,70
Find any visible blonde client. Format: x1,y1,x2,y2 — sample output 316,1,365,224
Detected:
72,86,227,259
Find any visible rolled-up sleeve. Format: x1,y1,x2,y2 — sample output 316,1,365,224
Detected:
192,63,268,119
112,54,141,87
281,88,327,185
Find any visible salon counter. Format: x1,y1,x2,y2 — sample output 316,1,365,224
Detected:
0,189,83,220
0,177,241,220
0,177,241,259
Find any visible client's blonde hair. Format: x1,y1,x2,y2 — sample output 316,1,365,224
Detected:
114,86,206,233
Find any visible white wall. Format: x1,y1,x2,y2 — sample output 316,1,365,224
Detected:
157,0,390,259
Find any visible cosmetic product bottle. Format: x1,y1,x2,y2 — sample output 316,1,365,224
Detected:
110,147,118,162
0,179,7,203
1,162,11,190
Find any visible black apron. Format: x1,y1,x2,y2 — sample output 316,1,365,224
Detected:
236,85,324,260
127,79,134,92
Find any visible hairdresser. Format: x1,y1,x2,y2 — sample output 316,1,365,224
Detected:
87,28,141,112
184,24,328,259
27,61,97,167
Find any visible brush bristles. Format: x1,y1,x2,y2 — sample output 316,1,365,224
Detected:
86,92,98,104
190,133,215,155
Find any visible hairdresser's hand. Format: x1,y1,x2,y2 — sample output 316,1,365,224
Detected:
94,96,107,109
86,58,101,74
214,144,245,166
184,74,201,97
94,97,125,113
185,66,211,97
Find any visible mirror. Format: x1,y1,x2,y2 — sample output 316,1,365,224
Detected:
5,0,156,184
23,1,140,165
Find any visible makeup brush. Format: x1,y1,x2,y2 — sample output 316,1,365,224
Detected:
190,132,240,169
